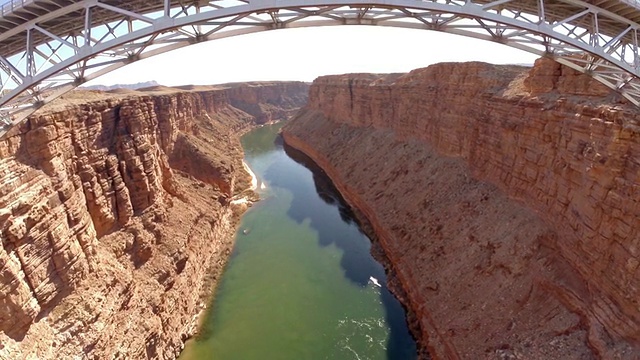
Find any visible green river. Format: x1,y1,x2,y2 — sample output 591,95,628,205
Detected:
180,122,416,360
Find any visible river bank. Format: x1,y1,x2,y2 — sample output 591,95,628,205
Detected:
281,61,640,359
180,122,417,360
281,130,431,358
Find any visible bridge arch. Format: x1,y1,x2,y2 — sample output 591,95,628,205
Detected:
2,0,640,137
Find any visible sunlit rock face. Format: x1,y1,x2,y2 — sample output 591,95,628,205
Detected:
282,59,640,359
0,82,308,359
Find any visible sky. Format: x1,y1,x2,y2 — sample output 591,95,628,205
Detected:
84,26,539,87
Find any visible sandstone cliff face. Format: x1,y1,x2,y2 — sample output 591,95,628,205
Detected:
223,82,310,124
0,82,308,359
282,59,640,359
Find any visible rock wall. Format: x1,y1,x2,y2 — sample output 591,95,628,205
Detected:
222,82,310,124
282,59,640,359
0,82,308,359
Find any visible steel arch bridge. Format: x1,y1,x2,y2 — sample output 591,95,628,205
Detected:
2,0,640,137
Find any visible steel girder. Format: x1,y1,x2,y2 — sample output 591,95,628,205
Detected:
2,0,640,137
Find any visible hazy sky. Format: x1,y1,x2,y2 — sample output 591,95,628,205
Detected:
85,26,539,87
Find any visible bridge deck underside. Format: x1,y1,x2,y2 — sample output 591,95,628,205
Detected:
0,0,172,57
1,0,640,60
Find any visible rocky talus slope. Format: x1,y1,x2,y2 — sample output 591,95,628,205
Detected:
282,59,640,359
0,82,308,359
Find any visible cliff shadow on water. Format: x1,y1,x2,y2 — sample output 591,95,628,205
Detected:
256,133,418,359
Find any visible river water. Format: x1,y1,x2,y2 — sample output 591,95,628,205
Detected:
180,122,416,360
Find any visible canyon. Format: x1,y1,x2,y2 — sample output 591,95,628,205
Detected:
3,56,640,360
0,81,308,359
282,58,640,359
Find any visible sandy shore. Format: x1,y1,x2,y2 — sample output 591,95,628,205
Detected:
244,161,258,191
231,161,258,205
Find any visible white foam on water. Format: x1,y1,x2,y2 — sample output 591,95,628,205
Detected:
356,319,372,330
336,316,390,357
343,344,363,360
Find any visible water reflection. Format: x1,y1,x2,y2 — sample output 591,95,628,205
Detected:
180,124,416,360
264,135,417,359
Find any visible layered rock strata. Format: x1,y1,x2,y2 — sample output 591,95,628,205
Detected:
0,81,308,359
282,59,640,359
223,82,310,124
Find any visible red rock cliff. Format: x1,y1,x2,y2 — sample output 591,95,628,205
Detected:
222,82,310,124
282,59,640,359
0,82,308,359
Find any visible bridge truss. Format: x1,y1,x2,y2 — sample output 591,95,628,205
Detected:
2,0,640,136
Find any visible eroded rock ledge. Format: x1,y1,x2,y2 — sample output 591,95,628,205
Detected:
282,59,640,359
0,81,308,359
